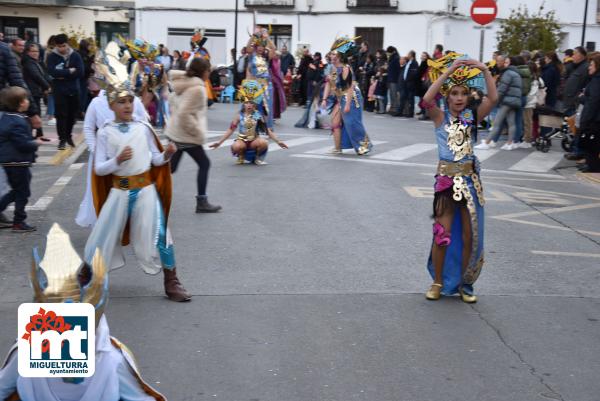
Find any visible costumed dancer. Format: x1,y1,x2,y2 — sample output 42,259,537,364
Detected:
210,80,287,165
0,224,167,400
84,51,191,302
246,26,276,129
269,51,287,120
321,36,372,155
119,35,167,125
189,29,216,102
76,41,149,228
421,53,497,302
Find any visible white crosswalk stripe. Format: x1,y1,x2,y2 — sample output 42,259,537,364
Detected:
508,150,564,173
269,136,328,151
305,140,388,155
371,143,437,161
474,148,500,161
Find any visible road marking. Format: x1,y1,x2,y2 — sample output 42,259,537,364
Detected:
8,163,85,212
485,181,600,201
293,154,564,179
304,140,388,155
493,217,600,237
269,136,328,152
371,143,437,161
531,251,600,259
48,135,85,166
508,150,564,173
474,148,499,161
493,202,600,220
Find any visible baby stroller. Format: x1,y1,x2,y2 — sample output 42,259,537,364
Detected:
535,108,575,153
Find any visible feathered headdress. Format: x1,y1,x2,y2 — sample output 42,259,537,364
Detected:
31,224,109,327
118,34,159,61
238,79,266,104
427,52,485,96
93,41,135,104
330,35,360,56
191,29,208,49
249,25,272,47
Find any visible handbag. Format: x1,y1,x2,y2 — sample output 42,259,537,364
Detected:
536,78,547,107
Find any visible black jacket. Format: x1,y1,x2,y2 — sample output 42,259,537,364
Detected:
22,54,50,98
563,60,589,111
398,59,420,89
46,47,84,96
579,73,600,132
387,53,400,83
541,63,560,108
0,42,39,116
0,112,38,165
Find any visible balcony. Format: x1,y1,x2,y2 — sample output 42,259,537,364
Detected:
244,0,295,7
347,0,399,8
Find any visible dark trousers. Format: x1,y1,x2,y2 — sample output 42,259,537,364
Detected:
170,145,210,197
399,84,415,117
0,166,32,224
55,93,80,143
32,97,44,138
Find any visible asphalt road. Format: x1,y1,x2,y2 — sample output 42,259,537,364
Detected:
1,103,599,401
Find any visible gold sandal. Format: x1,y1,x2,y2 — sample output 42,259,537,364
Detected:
425,283,443,300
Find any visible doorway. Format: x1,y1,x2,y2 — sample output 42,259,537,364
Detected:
354,27,384,51
95,21,130,49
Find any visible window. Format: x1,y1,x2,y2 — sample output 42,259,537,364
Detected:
245,0,294,7
354,27,384,51
347,0,399,8
0,16,39,42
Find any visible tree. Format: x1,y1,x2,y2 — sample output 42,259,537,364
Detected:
496,3,563,54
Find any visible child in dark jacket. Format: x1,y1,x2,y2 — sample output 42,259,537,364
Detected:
0,86,40,232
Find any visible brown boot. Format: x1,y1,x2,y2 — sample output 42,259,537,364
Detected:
163,268,192,302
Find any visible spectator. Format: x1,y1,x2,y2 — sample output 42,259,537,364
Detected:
46,33,84,150
523,61,542,147
280,45,295,76
514,55,532,146
0,86,40,232
354,41,369,75
10,38,25,67
0,41,41,128
24,31,43,62
397,50,420,118
433,44,443,60
563,49,575,77
156,46,173,72
172,50,187,70
476,54,522,150
563,46,589,116
44,35,57,126
22,43,50,142
577,53,600,172
540,51,563,109
416,51,431,120
78,38,95,113
297,48,313,106
362,53,376,112
520,50,532,64
386,46,400,115
234,47,248,88
306,51,325,105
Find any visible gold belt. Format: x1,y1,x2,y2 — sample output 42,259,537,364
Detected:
437,160,475,177
113,171,153,190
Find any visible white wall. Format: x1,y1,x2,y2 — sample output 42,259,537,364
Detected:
0,5,128,44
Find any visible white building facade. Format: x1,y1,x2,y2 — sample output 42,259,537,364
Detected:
134,0,600,66
0,0,132,47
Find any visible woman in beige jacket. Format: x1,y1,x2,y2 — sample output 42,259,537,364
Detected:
166,58,221,213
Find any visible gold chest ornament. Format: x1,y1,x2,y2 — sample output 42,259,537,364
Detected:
255,55,268,75
237,114,259,141
444,118,473,161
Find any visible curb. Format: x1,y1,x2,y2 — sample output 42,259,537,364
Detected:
48,135,86,166
576,172,600,186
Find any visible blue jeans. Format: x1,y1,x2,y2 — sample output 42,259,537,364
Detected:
489,105,517,143
47,94,55,117
514,96,527,143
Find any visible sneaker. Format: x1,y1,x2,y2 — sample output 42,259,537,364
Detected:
500,143,514,150
254,159,268,166
489,141,498,148
0,213,12,228
58,141,66,150
519,142,532,149
47,118,56,126
12,222,36,232
327,148,342,155
474,142,490,150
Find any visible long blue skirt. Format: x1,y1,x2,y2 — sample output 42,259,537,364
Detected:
339,88,372,154
427,176,485,295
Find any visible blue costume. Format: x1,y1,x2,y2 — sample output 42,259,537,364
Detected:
427,108,485,296
248,53,274,129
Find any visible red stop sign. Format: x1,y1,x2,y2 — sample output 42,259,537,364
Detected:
471,0,497,25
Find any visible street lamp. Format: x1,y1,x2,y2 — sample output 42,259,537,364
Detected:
234,0,239,62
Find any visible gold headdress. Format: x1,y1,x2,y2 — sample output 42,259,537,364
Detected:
427,52,485,96
250,25,272,47
118,34,159,61
330,35,361,55
238,79,266,104
93,41,135,104
31,224,108,327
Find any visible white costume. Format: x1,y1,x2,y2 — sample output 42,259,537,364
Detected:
0,316,161,401
83,121,174,274
75,91,148,228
